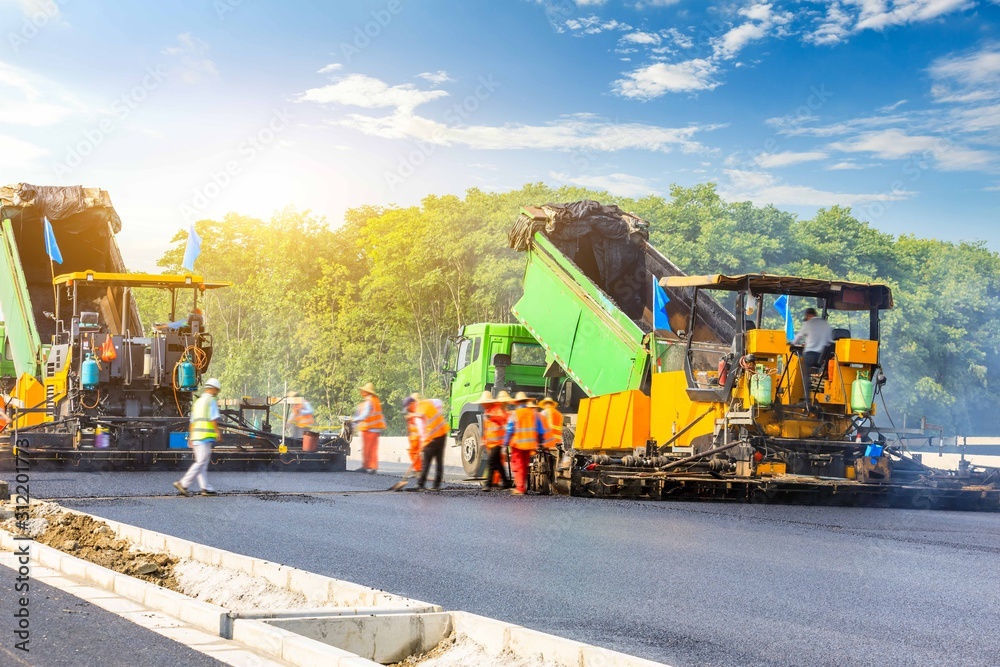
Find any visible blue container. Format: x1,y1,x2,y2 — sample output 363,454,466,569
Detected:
169,432,189,449
177,359,196,391
81,355,100,390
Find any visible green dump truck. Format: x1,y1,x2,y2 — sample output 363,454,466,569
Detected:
445,201,736,477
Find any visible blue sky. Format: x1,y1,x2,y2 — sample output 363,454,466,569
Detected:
1,0,998,269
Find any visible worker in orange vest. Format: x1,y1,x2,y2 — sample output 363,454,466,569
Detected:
502,392,546,495
537,397,563,451
286,391,315,440
352,382,386,473
476,390,512,491
403,394,449,492
404,393,423,475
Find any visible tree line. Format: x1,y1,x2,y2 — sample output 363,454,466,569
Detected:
138,183,1000,436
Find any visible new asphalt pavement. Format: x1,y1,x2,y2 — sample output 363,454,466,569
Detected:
21,467,1000,667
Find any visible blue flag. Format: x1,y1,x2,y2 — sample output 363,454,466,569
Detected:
773,294,794,341
43,217,63,264
182,223,201,271
652,275,672,332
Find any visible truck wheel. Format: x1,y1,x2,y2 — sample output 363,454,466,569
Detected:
461,423,485,478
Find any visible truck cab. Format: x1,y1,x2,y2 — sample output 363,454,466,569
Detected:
444,322,547,475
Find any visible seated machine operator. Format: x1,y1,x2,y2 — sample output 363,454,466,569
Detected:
789,308,834,387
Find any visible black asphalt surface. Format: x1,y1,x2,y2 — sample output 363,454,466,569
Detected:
0,577,222,667
26,469,1000,667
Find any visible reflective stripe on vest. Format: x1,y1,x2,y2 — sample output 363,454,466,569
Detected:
541,407,564,449
510,407,541,450
359,395,386,432
405,416,420,448
483,405,507,448
190,394,218,441
417,400,448,441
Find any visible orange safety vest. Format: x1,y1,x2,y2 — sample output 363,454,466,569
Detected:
416,399,448,444
509,407,542,451
482,405,507,449
541,407,564,450
357,395,386,432
405,414,420,449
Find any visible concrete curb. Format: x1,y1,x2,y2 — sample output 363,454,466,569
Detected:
68,508,440,612
0,529,229,635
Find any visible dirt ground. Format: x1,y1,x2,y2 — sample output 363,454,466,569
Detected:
1,502,180,590
390,633,558,667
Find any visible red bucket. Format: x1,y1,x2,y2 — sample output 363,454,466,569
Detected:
302,431,318,452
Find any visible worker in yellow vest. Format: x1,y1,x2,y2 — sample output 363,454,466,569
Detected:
537,397,563,451
403,395,449,491
174,378,222,497
353,382,386,473
502,392,546,495
476,390,512,491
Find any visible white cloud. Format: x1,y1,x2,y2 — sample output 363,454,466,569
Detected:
550,171,657,197
829,128,993,170
713,3,793,60
614,59,719,98
877,99,908,113
563,15,631,34
852,0,974,31
298,74,449,112
806,0,975,45
417,70,454,84
317,63,343,74
929,45,1000,103
162,33,218,84
719,169,914,207
0,61,81,126
621,31,660,45
300,74,718,154
0,133,48,161
576,0,607,5
755,150,829,168
826,160,869,170
633,0,682,7
806,2,853,45
338,109,715,154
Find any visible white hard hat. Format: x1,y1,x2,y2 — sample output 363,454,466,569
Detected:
204,378,222,391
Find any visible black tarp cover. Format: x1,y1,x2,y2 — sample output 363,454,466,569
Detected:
1,184,133,340
510,200,652,323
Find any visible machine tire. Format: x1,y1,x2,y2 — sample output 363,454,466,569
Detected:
460,422,485,478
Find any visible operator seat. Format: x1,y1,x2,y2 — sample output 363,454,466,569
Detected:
811,328,851,389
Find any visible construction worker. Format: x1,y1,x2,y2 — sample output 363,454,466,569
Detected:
537,397,563,451
352,382,386,473
174,378,222,497
403,394,448,491
404,393,423,475
477,390,512,491
503,392,546,495
286,390,315,440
